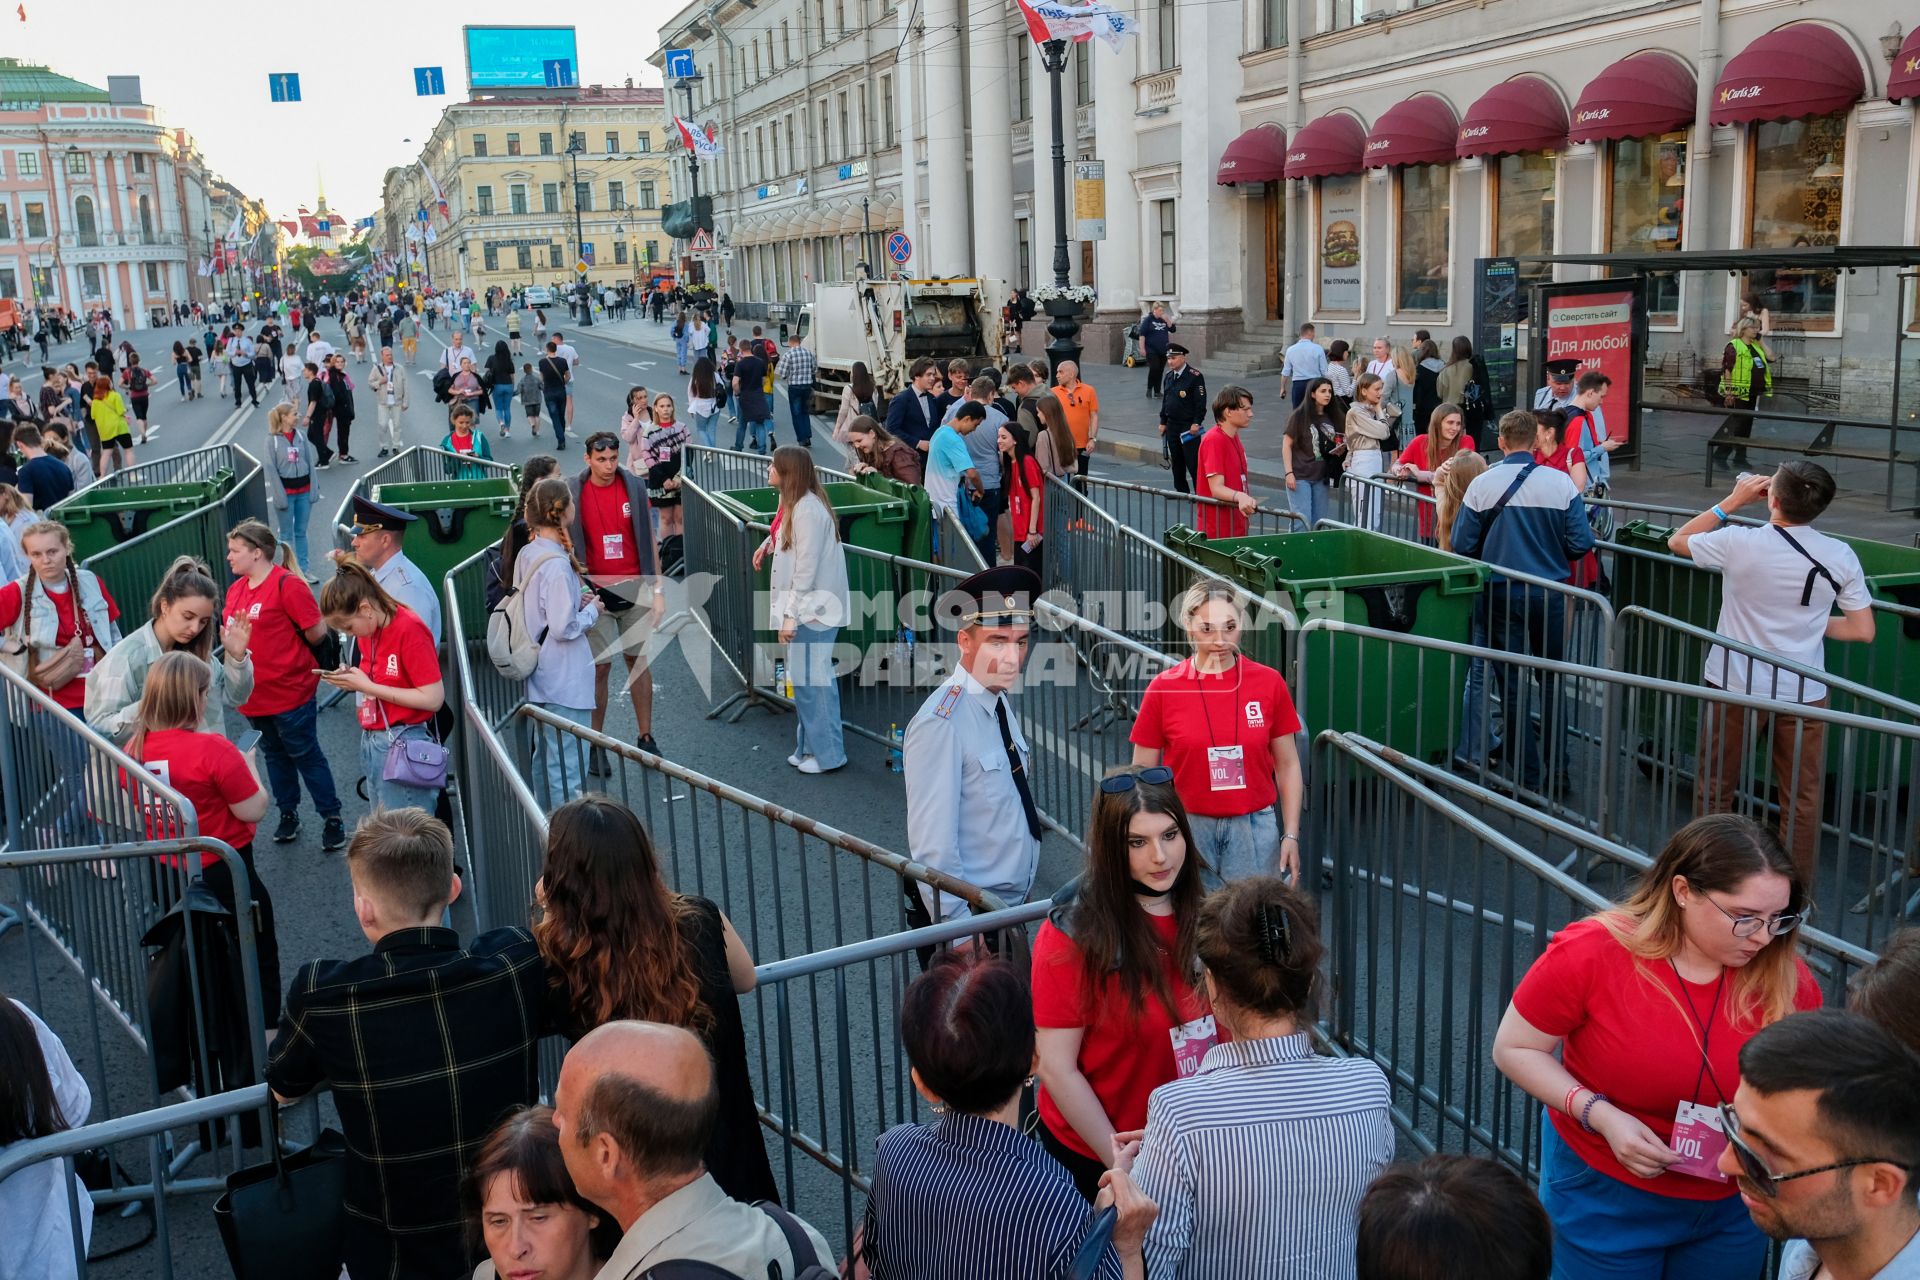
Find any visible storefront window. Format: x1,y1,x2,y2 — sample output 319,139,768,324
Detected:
1494,152,1556,288
1744,114,1845,334
1394,164,1449,314
1608,131,1685,325
1314,174,1362,315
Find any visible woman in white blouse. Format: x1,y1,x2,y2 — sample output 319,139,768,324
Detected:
1,996,92,1280
752,446,850,775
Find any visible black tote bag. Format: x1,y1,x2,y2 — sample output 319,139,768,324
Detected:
212,1101,349,1280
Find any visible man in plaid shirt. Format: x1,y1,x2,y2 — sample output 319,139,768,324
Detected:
774,331,818,447
268,809,547,1280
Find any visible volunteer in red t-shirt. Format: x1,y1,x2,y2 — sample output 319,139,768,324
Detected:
125,649,281,1026
997,420,1047,577
1493,814,1820,1280
567,432,663,769
1032,765,1212,1203
1130,579,1304,888
1391,402,1471,544
318,559,447,813
1533,409,1598,588
222,518,344,852
1195,386,1259,540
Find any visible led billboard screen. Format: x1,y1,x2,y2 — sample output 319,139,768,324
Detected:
464,26,579,90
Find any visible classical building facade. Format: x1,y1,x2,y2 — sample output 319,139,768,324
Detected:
380,86,673,296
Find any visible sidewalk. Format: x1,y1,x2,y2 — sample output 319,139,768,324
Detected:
576,312,1913,544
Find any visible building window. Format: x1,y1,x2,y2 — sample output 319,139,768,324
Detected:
1015,41,1031,120
542,183,560,213
781,21,791,63
484,244,499,270
753,44,762,82
540,132,554,155
143,263,160,293
1493,151,1556,288
1394,163,1449,313
472,133,489,157
569,130,586,152
74,195,99,247
133,152,147,174
605,131,619,154
883,75,896,143
1155,199,1177,294
1314,174,1363,315
81,264,102,296
476,185,495,215
608,180,626,210
838,93,850,159
636,134,651,153
506,132,522,156
574,182,593,212
1262,0,1285,47
0,205,9,240
24,201,46,238
1327,0,1363,31
1745,114,1845,334
1017,219,1031,289
66,150,87,175
510,184,529,214
645,239,660,263
835,0,845,33
816,0,826,37
639,180,657,208
615,241,629,264
549,245,564,268
0,268,14,298
17,151,37,176
1074,43,1091,107
1607,131,1685,325
517,245,533,270
138,194,154,239
1156,0,1176,69
772,121,783,174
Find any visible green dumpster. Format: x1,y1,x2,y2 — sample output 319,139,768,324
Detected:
716,481,918,652
50,471,235,562
370,477,521,587
854,473,936,566
1165,526,1490,764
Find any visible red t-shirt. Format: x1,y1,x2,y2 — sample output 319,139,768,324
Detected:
1005,455,1045,541
1512,915,1822,1200
1395,435,1459,542
1129,657,1302,818
223,566,321,716
133,728,260,859
579,477,640,576
450,432,476,457
1032,909,1211,1160
1196,429,1250,540
356,606,440,729
0,575,122,709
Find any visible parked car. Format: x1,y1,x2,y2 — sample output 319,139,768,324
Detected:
524,285,554,308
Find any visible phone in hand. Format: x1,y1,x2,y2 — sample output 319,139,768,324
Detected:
236,729,262,753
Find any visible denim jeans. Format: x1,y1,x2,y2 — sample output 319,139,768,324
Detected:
1187,808,1280,889
490,384,514,431
545,394,569,449
674,328,691,369
532,703,591,810
737,417,773,452
276,491,312,573
1455,599,1503,766
359,722,443,814
1486,582,1566,790
175,363,192,396
690,409,718,449
247,697,341,818
789,624,846,770
1288,479,1332,530
786,385,816,445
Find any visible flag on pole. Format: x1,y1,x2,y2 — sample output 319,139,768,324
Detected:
673,117,722,161
423,223,438,246
417,160,450,224
1013,0,1140,49
15,5,25,22
224,206,246,243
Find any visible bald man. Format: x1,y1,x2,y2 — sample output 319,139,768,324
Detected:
553,1021,833,1278
1052,359,1099,477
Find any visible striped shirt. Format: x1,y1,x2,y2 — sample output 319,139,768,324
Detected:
862,1111,1121,1280
1131,1031,1393,1280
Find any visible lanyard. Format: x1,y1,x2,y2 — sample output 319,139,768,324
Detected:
1667,960,1730,1104
1193,659,1235,749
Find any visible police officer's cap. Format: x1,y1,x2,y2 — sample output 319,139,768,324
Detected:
1167,343,1190,357
350,495,419,535
941,565,1043,629
1545,359,1579,381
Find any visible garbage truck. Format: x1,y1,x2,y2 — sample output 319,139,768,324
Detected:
796,269,1006,413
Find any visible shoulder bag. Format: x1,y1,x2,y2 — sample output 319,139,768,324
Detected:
212,1098,348,1280
276,572,342,670
375,698,448,791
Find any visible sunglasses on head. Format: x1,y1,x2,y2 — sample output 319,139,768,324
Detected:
1100,766,1173,794
1718,1103,1911,1198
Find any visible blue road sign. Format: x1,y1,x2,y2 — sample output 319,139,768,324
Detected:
541,58,576,88
664,48,696,79
886,231,912,265
416,207,429,223
268,73,301,103
413,66,445,96
581,243,595,265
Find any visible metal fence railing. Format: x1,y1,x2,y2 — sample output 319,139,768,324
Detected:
328,444,517,550
683,443,856,494
1076,473,1305,541
67,444,267,610
72,443,258,493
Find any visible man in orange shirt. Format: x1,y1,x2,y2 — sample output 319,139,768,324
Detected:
1052,360,1099,477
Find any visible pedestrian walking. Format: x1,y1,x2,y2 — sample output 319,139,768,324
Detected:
538,342,572,450
567,434,662,768
1344,373,1393,530
1280,323,1329,408
484,340,516,437
263,404,318,579
774,332,818,447
506,307,523,358
368,347,409,458
228,328,259,406
686,358,720,449
172,341,192,399
1714,321,1773,472
516,362,543,440
89,376,134,473
644,394,688,567
617,386,652,475
326,353,358,463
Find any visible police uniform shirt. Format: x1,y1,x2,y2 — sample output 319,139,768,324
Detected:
903,665,1041,922
1533,385,1575,412
374,551,443,646
1161,364,1208,441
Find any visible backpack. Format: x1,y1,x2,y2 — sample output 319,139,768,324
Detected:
640,1202,834,1279
127,366,150,395
486,541,563,680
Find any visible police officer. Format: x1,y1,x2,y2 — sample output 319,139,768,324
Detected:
903,565,1046,937
1159,343,1208,495
1533,358,1579,413
332,495,442,644
1139,300,1176,398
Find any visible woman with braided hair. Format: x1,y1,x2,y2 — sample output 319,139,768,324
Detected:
514,476,600,807
1126,876,1393,1275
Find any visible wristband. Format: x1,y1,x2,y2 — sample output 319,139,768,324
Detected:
1563,1085,1585,1118
1579,1092,1607,1134
1711,504,1730,525
1280,834,1299,844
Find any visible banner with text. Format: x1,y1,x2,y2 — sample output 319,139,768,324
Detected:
1535,277,1646,460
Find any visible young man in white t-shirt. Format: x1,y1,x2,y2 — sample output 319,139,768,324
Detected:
551,332,580,427
1668,461,1876,877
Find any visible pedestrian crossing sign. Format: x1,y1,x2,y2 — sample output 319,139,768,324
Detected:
689,228,715,253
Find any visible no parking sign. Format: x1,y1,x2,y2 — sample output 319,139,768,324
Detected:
886,232,912,267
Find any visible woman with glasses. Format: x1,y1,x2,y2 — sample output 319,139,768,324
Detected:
1032,764,1212,1202
1491,813,1820,1280
1130,580,1304,888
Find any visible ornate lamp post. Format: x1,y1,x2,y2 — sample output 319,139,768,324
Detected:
1037,38,1082,374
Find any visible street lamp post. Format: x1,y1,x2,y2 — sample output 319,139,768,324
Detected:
564,137,594,327
416,202,434,293
1038,38,1081,374
676,72,704,285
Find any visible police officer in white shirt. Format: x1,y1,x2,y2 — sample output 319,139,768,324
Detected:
331,495,442,644
1533,359,1579,412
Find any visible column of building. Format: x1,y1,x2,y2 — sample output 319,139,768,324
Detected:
921,0,971,275
965,0,1015,287
1027,29,1059,290
1173,0,1244,352
1090,35,1141,341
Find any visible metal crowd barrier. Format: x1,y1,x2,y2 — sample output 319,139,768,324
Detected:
1296,620,1920,954
684,442,856,494
328,444,517,548
1309,731,1857,1180
76,443,257,492
73,444,267,611
1075,473,1305,541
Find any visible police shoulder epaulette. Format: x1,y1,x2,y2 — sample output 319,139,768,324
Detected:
933,684,963,719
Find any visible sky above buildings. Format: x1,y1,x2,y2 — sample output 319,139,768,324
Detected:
14,1,677,219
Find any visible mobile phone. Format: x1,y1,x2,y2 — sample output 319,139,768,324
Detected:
236,730,262,753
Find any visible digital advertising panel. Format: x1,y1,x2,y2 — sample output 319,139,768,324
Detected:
464,26,579,91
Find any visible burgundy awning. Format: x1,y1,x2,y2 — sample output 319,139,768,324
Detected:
1710,23,1865,125
1457,76,1570,159
1364,94,1459,168
1283,113,1367,180
1569,52,1698,143
1892,26,1920,102
1216,122,1288,185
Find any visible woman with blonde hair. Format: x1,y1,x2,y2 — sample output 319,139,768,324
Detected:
318,559,446,813
515,476,599,806
751,445,849,774
1434,449,1487,555
1384,343,1418,433
1492,814,1820,1280
87,555,254,738
264,402,319,581
0,485,32,581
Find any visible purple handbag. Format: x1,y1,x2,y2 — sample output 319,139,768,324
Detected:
377,705,448,790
